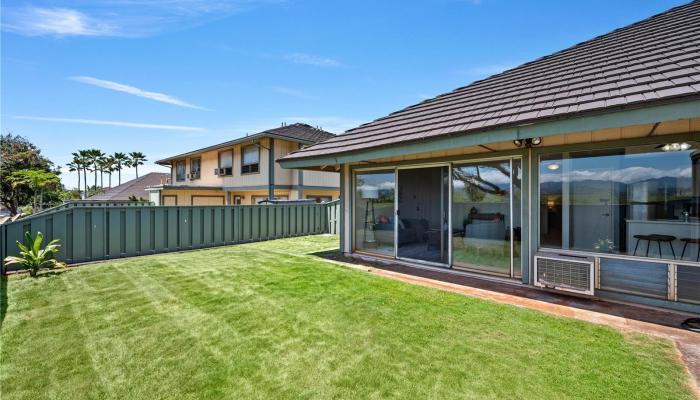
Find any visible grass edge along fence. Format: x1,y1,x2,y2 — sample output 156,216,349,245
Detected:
1,200,341,272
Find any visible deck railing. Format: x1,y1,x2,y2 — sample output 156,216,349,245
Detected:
1,199,341,272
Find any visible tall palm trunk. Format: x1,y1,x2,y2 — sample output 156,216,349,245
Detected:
77,169,81,199
118,168,122,185
93,163,97,191
83,167,88,199
100,169,103,188
135,165,139,178
108,173,112,188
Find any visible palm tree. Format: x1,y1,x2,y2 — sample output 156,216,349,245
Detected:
77,150,91,197
73,150,90,199
102,156,116,188
97,155,107,188
128,152,147,178
66,161,80,197
113,152,128,185
87,149,105,190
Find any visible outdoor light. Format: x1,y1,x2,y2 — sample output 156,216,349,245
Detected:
660,142,692,152
513,137,542,148
546,163,560,171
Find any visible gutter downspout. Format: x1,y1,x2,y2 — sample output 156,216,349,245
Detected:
297,143,304,199
268,138,275,200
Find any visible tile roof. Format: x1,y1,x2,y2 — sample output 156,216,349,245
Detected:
157,123,334,164
284,1,700,161
89,172,169,201
263,123,336,143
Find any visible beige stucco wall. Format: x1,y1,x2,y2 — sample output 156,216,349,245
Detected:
301,188,339,200
303,170,340,187
229,189,292,205
160,188,226,206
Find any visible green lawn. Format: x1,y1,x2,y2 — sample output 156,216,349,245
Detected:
0,235,693,399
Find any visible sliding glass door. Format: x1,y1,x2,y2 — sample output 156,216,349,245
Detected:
354,171,396,256
353,159,522,277
396,166,450,265
451,159,521,276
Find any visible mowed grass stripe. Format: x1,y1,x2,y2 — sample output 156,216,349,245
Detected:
0,235,694,400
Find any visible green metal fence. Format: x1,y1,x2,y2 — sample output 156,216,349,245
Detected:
1,200,342,272
326,199,340,235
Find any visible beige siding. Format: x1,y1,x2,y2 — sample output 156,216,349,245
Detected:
160,188,227,206
301,188,339,201
228,189,292,205
192,195,225,205
303,170,340,187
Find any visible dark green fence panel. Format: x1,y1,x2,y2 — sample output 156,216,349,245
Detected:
325,200,340,235
1,201,340,272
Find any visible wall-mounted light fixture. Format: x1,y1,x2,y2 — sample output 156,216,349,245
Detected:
513,137,542,148
659,142,691,152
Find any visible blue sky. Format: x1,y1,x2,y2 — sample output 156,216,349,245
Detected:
1,0,688,189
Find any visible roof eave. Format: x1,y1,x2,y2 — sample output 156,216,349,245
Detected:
155,131,324,165
278,98,700,169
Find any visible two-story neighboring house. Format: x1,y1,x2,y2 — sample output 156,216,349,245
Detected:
149,123,339,205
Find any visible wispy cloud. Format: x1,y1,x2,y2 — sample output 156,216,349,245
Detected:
2,7,118,37
284,53,342,67
272,86,317,100
282,116,362,133
2,1,277,37
70,76,208,110
9,115,204,131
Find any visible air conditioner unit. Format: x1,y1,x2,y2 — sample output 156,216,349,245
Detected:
214,168,220,176
534,254,594,295
186,173,191,179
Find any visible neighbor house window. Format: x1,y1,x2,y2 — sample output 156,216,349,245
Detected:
189,158,201,180
175,160,186,182
539,141,699,261
233,195,243,205
218,150,233,176
242,145,260,174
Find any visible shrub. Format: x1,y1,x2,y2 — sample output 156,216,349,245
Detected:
4,232,65,277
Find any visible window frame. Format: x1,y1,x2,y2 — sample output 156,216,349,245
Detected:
535,140,700,264
241,144,260,175
189,157,201,180
175,160,186,182
217,150,233,176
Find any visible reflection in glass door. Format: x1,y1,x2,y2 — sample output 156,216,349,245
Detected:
397,166,450,265
451,159,521,276
354,171,396,257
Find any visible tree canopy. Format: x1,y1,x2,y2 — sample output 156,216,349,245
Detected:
0,134,59,215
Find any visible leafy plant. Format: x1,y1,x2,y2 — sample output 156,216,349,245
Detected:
8,169,60,211
3,232,66,277
1,134,57,215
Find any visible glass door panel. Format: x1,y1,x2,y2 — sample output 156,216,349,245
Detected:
397,166,449,265
354,171,395,256
452,160,517,275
